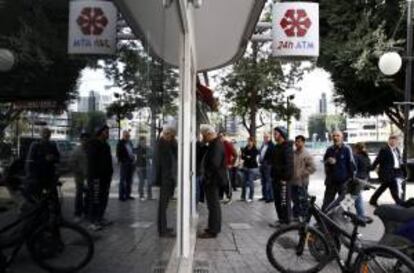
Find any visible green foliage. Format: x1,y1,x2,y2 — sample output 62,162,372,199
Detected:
308,114,346,141
70,111,106,138
318,0,406,128
220,42,303,137
103,42,178,118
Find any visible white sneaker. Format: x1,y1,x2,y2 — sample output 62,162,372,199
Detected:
140,197,146,202
246,199,253,203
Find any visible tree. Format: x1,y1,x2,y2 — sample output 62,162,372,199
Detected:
318,0,406,129
0,0,89,136
308,114,346,141
220,41,303,138
70,111,107,138
104,41,178,145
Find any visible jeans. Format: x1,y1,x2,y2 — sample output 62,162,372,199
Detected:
354,193,365,217
241,168,258,200
137,167,152,199
260,164,273,201
119,162,134,200
291,185,308,218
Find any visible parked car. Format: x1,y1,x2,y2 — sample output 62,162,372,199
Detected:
18,137,74,175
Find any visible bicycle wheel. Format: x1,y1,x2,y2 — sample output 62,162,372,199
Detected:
355,245,414,273
27,221,94,273
266,224,331,273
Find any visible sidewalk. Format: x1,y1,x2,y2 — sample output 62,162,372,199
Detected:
0,173,410,273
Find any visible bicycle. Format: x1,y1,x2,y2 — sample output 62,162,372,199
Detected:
0,168,94,273
266,194,414,273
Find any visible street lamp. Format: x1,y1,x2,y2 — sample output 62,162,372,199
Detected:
378,0,413,200
0,48,15,72
286,94,295,138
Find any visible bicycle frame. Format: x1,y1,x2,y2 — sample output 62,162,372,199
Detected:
304,197,367,272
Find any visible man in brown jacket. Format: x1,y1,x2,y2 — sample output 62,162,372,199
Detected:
292,135,316,219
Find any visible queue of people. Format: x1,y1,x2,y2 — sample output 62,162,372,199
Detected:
27,124,405,239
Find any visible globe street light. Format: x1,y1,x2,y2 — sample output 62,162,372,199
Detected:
0,49,15,72
378,52,402,76
378,0,414,201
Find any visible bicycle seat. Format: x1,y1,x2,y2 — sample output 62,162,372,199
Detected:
343,211,373,227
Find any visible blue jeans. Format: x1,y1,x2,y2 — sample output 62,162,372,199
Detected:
354,193,365,217
291,185,308,218
137,167,152,199
260,164,273,201
241,168,258,200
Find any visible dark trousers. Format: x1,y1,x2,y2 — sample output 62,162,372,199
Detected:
119,162,134,200
196,176,205,203
204,182,221,234
370,175,404,205
87,177,111,223
322,181,347,212
74,174,87,217
219,170,232,200
157,182,175,234
291,185,308,218
273,180,291,223
260,164,273,201
229,167,238,190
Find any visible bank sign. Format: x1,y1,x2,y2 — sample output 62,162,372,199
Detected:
68,1,117,55
272,2,319,58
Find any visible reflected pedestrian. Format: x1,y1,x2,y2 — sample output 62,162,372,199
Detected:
136,136,152,201
218,132,237,204
86,125,113,231
353,142,371,218
154,126,177,238
70,132,90,222
117,130,135,201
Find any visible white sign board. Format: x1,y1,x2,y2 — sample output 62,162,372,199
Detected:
68,0,117,55
272,2,319,58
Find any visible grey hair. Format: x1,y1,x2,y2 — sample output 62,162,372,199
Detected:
162,124,176,135
200,124,216,135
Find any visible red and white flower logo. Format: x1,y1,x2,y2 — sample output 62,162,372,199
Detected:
76,7,108,35
279,9,312,37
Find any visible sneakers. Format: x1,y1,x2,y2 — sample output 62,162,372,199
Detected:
140,197,146,202
246,199,253,203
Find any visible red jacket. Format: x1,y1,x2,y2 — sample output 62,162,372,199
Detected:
223,140,237,168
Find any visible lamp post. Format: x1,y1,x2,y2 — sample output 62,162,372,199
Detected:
0,49,15,72
378,0,413,200
286,94,295,137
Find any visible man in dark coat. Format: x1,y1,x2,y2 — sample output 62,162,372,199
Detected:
136,136,152,201
25,127,60,196
154,126,177,238
86,125,113,231
270,127,294,227
117,130,135,201
199,124,227,238
370,134,404,206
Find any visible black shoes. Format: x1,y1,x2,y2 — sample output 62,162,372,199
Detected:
198,232,218,239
